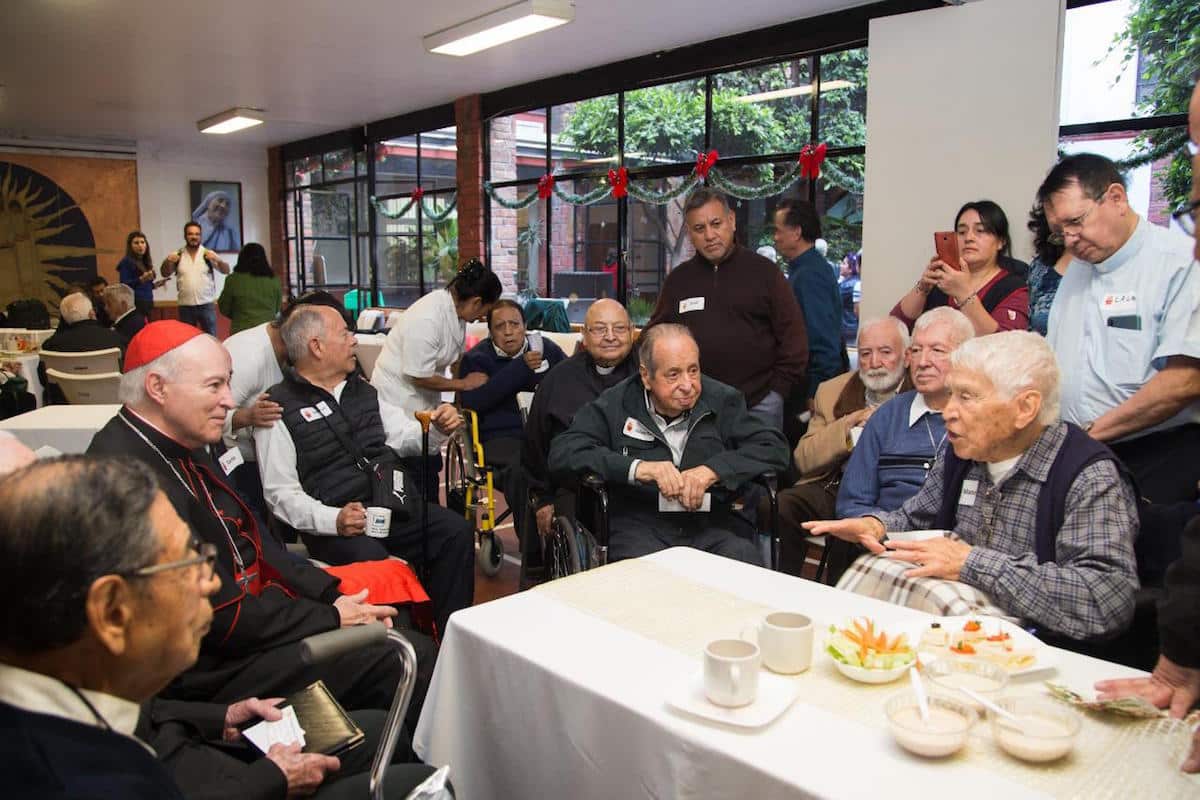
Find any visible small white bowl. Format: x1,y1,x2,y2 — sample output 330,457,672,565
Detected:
886,691,975,757
990,696,1081,763
834,658,913,684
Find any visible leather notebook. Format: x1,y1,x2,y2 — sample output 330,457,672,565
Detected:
286,680,365,756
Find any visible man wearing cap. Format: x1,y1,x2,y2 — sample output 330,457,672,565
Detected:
87,321,415,717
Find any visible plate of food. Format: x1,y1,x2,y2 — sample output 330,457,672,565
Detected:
826,618,916,684
914,616,1056,677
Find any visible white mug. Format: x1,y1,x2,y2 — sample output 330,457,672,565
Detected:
703,638,761,707
365,506,392,538
744,611,813,674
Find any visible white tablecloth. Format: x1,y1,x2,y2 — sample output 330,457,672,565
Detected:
414,548,1195,800
0,404,119,453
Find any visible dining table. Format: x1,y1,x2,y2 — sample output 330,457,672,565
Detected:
0,403,119,454
413,547,1198,799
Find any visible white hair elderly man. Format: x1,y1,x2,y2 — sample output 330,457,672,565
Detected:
102,282,147,343
43,292,127,354
775,316,912,576
806,331,1139,642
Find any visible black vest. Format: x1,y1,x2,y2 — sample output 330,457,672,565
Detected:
270,369,395,509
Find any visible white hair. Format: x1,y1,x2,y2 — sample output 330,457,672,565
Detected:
913,306,974,347
103,283,134,312
59,293,93,324
857,316,910,352
280,305,329,365
117,338,199,407
950,331,1061,424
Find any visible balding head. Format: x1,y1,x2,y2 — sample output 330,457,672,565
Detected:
582,299,633,367
60,292,95,324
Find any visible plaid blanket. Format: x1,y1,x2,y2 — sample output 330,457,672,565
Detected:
835,552,1017,622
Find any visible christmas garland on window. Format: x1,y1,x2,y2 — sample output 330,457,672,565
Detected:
369,189,458,221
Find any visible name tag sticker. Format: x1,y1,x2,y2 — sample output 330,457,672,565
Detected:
1100,292,1137,317
315,401,333,417
958,479,979,507
622,417,655,442
218,447,244,475
659,493,711,512
679,296,705,314
299,406,322,423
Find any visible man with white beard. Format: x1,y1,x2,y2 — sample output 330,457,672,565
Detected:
776,316,913,576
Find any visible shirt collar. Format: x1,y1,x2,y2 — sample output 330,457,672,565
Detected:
643,389,690,430
1002,422,1067,484
492,338,527,360
113,308,136,325
908,392,941,427
1090,215,1146,275
0,663,148,751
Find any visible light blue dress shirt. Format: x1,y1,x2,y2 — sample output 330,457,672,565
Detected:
1045,217,1199,440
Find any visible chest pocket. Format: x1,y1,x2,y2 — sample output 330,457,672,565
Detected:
1101,326,1152,389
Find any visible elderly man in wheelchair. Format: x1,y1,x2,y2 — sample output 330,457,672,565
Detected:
548,323,789,564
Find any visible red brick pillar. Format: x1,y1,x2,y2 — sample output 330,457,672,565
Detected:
266,146,290,296
455,95,485,270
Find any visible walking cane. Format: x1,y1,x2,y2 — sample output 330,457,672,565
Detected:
414,410,434,541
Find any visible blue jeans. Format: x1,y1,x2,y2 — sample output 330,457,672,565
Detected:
749,389,784,432
178,303,217,336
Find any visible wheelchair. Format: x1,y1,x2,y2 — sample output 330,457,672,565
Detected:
444,409,510,577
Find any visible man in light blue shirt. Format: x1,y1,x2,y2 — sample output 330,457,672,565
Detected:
1041,153,1200,502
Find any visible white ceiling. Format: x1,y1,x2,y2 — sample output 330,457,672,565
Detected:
0,0,879,155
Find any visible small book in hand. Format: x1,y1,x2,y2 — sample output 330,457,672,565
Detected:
242,680,365,757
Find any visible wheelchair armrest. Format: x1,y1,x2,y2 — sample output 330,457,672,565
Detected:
578,472,610,551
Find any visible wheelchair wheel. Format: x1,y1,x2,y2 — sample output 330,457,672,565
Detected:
444,436,470,518
478,530,504,576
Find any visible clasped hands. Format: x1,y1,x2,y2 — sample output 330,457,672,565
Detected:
635,460,717,511
801,517,972,581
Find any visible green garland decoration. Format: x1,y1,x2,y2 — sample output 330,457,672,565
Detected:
482,182,540,210
552,182,612,206
708,162,802,199
625,174,700,205
422,195,458,222
371,195,416,219
369,194,460,221
818,159,864,196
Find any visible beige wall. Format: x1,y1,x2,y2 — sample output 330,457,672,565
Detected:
860,0,1065,320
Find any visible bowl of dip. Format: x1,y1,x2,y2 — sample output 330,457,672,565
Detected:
989,696,1081,763
885,691,975,758
925,657,1009,713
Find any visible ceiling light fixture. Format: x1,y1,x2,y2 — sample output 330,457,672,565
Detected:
424,0,574,57
197,107,264,135
735,80,855,104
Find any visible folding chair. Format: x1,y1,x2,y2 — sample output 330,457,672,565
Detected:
44,369,121,404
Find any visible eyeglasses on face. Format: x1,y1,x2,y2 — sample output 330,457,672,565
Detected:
585,324,631,337
1047,193,1107,246
122,537,217,581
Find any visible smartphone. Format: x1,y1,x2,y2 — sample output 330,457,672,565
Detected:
933,231,960,270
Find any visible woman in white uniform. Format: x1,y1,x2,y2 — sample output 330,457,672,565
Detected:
371,259,503,491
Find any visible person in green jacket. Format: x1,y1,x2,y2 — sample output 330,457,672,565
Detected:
218,243,282,334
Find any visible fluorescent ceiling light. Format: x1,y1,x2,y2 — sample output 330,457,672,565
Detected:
198,107,264,135
425,0,574,57
735,80,855,104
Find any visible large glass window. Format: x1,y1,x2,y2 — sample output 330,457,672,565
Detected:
488,49,868,322
283,149,367,305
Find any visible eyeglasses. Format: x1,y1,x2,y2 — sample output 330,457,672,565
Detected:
1171,198,1198,238
585,324,631,337
1047,193,1107,246
123,537,217,582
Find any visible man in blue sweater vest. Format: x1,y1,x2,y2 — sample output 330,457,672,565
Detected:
836,307,975,518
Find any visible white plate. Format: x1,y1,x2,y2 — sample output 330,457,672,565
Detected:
912,616,1058,678
666,669,799,729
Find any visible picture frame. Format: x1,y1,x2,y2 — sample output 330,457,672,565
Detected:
188,180,243,253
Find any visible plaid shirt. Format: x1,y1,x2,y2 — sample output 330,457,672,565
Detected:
874,422,1139,640
836,552,1014,620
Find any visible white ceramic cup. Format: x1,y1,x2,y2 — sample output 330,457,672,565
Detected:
703,638,761,707
365,506,392,538
743,611,813,674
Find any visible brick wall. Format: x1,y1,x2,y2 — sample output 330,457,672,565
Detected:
455,95,487,271
266,146,288,296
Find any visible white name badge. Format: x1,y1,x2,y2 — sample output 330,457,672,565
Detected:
958,478,979,507
679,296,706,314
1100,292,1137,317
218,446,244,475
622,417,655,441
659,493,712,512
315,401,333,417
299,406,322,423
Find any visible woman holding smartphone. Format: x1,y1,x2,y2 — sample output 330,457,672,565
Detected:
891,200,1029,335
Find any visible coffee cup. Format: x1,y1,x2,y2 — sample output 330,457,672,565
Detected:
743,611,813,674
703,638,760,707
365,506,392,538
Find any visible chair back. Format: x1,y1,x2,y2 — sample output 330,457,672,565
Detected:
356,341,383,380
542,331,581,355
40,347,121,375
44,369,121,404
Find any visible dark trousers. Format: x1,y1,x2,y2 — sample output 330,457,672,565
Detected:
303,502,474,635
178,303,218,336
608,511,761,566
483,435,525,541
777,479,860,583
1110,423,1200,504
134,298,154,320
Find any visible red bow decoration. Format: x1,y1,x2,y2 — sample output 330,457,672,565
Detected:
411,186,424,202
537,174,555,200
607,167,628,199
694,150,719,179
799,143,827,179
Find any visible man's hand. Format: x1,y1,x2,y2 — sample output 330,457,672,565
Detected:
430,403,463,435
222,697,284,742
535,504,554,538
523,351,544,371
333,589,397,628
1096,655,1200,720
802,517,887,554
235,393,283,430
679,465,718,511
335,502,367,537
886,537,972,580
846,406,876,429
459,372,488,391
265,743,340,797
635,460,684,499
166,250,182,264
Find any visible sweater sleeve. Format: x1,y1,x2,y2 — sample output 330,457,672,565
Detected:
701,390,790,488
768,268,809,399
461,349,536,415
835,405,887,518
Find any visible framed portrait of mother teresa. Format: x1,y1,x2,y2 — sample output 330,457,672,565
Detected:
188,180,243,253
